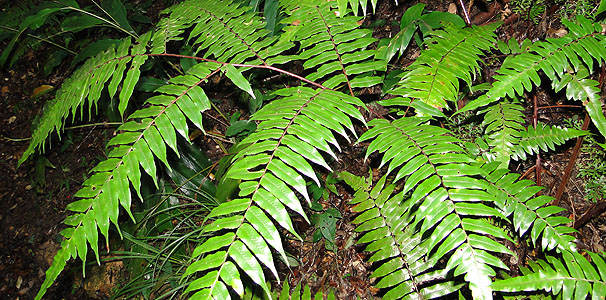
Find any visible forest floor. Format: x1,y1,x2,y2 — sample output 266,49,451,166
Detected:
1,0,605,299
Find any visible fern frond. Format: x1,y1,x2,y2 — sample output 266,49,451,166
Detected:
183,87,366,298
482,162,577,252
481,100,586,166
283,1,385,93
389,23,499,111
164,0,293,66
511,123,587,161
462,16,606,113
34,61,218,300
359,117,514,300
492,250,606,299
481,100,525,167
340,172,464,299
553,66,606,140
19,32,151,165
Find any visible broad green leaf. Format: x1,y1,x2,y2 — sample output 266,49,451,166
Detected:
228,241,270,297
223,64,255,99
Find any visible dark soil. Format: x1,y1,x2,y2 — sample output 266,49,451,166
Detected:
1,0,605,299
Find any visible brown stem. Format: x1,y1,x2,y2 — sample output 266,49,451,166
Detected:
552,65,606,206
533,94,541,189
458,0,472,25
551,113,590,206
141,53,330,90
538,104,583,110
574,201,606,229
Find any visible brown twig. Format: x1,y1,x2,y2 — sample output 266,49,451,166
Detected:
533,94,541,189
471,1,502,25
552,67,606,206
457,0,472,25
574,201,606,229
551,113,591,206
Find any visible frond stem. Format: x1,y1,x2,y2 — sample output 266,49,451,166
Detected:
0,25,78,56
316,6,354,97
458,0,472,25
139,53,330,90
1,122,122,142
55,2,138,39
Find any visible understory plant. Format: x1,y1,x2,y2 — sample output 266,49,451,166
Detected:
16,0,606,299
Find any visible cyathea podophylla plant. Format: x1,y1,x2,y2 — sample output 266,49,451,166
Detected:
19,0,606,299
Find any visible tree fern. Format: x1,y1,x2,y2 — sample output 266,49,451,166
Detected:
17,1,606,299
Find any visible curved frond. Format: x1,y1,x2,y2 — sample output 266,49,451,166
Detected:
553,66,606,140
482,162,577,252
19,33,151,165
462,16,606,114
358,117,514,300
283,1,385,93
34,61,218,300
389,23,499,111
183,87,366,298
511,123,587,161
492,250,606,299
340,172,464,300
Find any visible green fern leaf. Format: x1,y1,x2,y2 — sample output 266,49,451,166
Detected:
389,23,499,110
184,86,365,298
511,123,587,161
283,1,384,93
481,100,525,167
173,0,293,66
482,162,577,252
19,32,151,166
553,66,606,141
492,250,606,299
341,172,465,299
480,100,586,166
34,61,217,300
463,16,606,114
359,117,514,300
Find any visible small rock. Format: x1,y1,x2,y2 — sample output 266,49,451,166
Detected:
25,185,32,191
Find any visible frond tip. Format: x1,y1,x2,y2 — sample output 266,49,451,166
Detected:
492,250,606,299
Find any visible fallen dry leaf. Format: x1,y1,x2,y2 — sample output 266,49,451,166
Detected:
31,85,54,98
448,3,457,14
